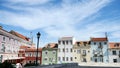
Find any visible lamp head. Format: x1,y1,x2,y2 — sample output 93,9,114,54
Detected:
37,32,41,38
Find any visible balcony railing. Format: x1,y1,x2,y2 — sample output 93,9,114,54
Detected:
94,54,97,57
82,53,86,56
98,45,103,48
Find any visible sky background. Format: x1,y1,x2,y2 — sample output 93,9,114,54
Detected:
0,0,120,47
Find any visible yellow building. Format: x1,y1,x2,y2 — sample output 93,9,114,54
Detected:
73,41,90,64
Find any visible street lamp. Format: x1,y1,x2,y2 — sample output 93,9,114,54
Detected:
36,32,41,66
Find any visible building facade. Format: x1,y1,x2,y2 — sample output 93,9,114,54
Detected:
57,37,75,63
109,42,120,63
25,48,42,64
73,41,90,63
42,43,58,65
90,37,109,63
0,26,32,63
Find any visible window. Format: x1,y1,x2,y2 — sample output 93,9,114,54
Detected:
75,57,77,59
70,40,72,44
99,42,102,46
63,48,65,52
112,51,116,55
77,42,80,46
29,61,31,63
53,51,56,54
66,57,68,61
77,50,81,54
58,41,61,44
66,41,68,45
95,58,97,62
94,42,96,45
104,42,107,45
100,58,103,62
71,49,72,52
45,52,48,54
70,57,73,61
83,58,86,62
83,42,87,46
88,50,90,53
74,50,76,52
3,37,5,41
63,57,65,61
83,50,86,54
63,41,65,45
44,58,47,61
113,59,117,63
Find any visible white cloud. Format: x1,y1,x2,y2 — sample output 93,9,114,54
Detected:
1,0,120,46
7,0,53,5
0,0,111,30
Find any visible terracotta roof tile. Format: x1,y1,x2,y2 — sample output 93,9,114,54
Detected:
91,37,107,41
109,42,120,49
75,41,90,45
44,43,58,48
9,30,29,41
25,48,42,52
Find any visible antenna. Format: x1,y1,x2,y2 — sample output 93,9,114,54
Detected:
105,32,107,38
30,32,33,45
105,32,108,41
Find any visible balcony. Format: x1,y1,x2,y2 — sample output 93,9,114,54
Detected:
93,54,97,57
82,53,86,56
98,45,103,49
99,54,103,57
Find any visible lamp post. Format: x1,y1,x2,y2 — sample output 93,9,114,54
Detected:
36,32,41,66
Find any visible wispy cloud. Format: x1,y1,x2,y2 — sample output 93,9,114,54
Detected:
1,0,120,46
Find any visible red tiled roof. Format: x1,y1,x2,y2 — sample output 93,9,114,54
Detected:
109,42,120,49
9,30,29,41
25,48,42,52
91,37,107,41
44,43,58,48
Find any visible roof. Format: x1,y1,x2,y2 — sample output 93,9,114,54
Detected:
44,43,58,48
59,37,73,40
75,41,90,45
25,48,42,52
20,45,31,49
109,42,120,49
9,30,29,41
90,37,108,41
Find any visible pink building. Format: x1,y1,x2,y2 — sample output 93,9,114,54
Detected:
0,26,32,63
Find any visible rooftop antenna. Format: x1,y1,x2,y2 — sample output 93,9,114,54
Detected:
105,32,108,41
30,32,33,45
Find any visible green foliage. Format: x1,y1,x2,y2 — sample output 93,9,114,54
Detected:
0,61,15,68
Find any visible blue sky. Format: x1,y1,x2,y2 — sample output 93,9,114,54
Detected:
0,0,120,47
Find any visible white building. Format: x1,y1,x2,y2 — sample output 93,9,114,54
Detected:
0,26,32,63
109,42,120,63
57,37,75,63
90,37,109,63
